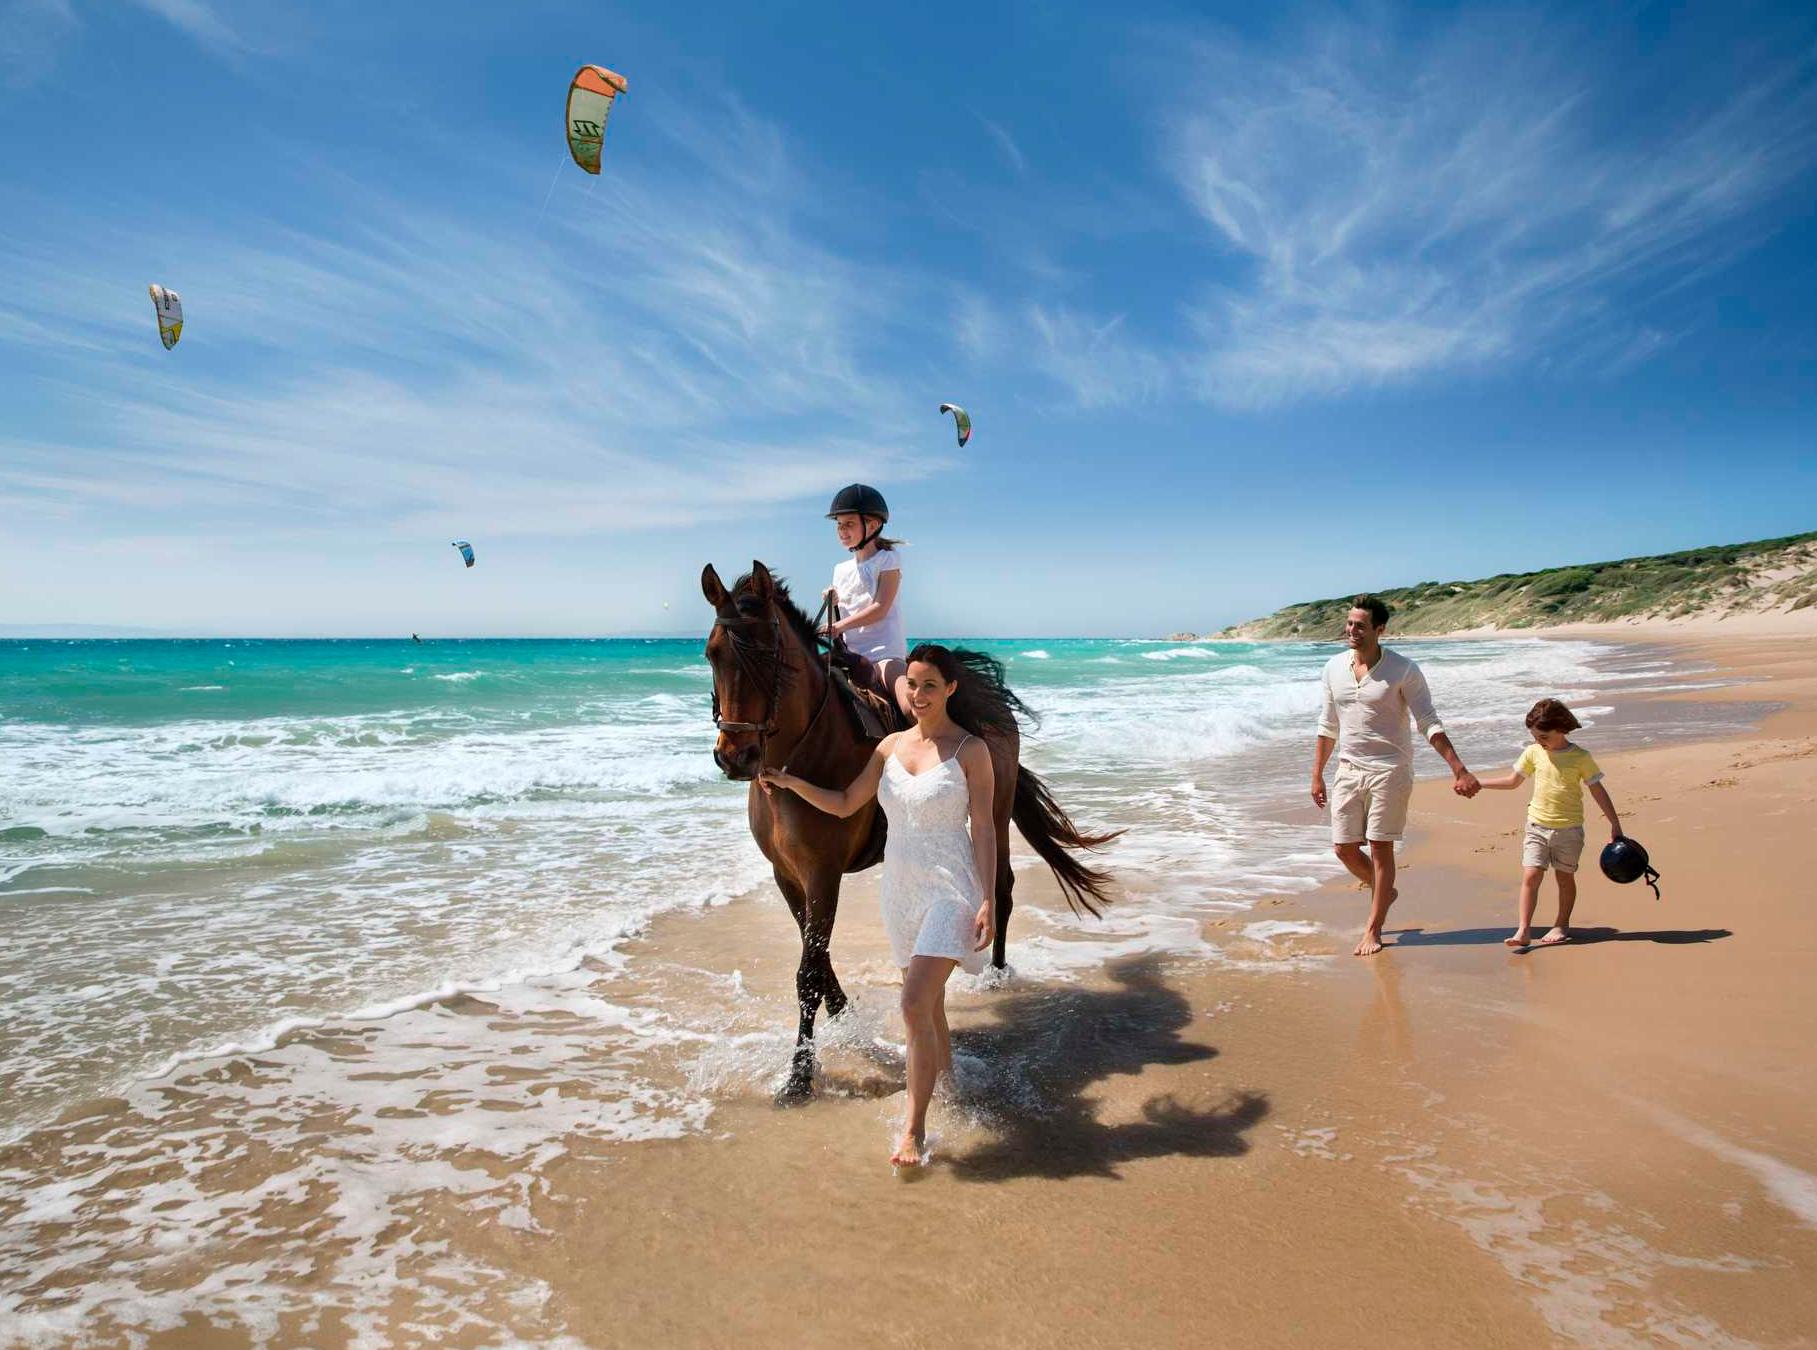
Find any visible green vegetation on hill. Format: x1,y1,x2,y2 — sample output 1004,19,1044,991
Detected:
1218,531,1817,639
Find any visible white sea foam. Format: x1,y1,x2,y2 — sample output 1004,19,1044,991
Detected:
1020,649,1051,659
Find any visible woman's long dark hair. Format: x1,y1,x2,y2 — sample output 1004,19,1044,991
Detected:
906,643,1034,739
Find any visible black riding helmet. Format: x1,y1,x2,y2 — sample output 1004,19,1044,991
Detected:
826,484,889,552
1599,836,1662,899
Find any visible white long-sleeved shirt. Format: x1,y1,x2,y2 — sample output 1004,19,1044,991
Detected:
1316,648,1447,772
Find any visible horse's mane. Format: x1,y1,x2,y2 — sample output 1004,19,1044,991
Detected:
731,571,824,655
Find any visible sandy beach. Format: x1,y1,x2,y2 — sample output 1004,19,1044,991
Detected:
4,620,1814,1348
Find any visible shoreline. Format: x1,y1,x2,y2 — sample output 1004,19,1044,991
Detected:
4,623,1814,1345
1191,605,1817,645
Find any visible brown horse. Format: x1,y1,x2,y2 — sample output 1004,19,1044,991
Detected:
702,560,1118,1099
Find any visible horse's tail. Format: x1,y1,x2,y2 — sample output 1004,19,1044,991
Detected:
1012,765,1122,917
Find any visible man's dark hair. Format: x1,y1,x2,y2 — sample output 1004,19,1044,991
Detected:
1350,594,1391,628
1525,698,1582,734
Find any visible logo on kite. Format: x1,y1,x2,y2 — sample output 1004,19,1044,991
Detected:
566,65,628,175
451,540,476,568
939,403,972,448
148,284,183,350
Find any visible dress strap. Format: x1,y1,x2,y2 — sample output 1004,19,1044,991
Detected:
954,734,973,755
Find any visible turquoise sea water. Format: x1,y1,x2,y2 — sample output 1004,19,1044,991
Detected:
0,634,1710,1138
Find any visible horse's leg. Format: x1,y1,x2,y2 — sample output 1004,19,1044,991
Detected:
781,870,846,1102
992,761,1017,970
771,870,819,1102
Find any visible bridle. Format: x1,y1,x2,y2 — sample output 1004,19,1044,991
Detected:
709,591,839,770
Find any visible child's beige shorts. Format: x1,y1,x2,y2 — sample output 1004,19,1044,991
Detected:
1522,821,1585,873
1331,761,1414,844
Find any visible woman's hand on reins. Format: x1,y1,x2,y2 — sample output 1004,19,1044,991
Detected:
758,768,793,797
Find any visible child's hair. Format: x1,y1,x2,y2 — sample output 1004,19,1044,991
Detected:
1351,594,1391,627
1525,698,1582,733
836,513,899,551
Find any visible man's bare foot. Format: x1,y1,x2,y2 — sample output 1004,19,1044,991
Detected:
1354,930,1385,956
1504,931,1531,948
890,1131,926,1167
1536,926,1570,946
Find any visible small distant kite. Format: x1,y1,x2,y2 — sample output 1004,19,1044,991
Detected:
939,403,972,448
567,65,629,175
451,540,475,568
148,285,183,350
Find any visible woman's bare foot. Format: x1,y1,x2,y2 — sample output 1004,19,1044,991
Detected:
1504,930,1531,948
890,1130,926,1167
1536,926,1570,946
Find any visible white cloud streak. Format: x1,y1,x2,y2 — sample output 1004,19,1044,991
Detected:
0,96,935,543
0,0,75,88
123,0,246,58
1163,13,1817,407
957,12,1817,412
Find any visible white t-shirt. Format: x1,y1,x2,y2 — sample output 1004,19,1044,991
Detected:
831,549,905,662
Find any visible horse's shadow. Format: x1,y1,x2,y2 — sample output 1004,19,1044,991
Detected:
1391,926,1732,948
939,954,1268,1183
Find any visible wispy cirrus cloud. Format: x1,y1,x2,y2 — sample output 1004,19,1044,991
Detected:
124,0,248,58
957,10,1817,412
0,0,75,88
1162,12,1817,407
0,94,938,542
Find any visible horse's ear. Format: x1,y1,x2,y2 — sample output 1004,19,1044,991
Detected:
750,561,775,599
701,564,728,607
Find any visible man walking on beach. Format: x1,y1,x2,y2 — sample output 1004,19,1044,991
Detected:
1311,596,1480,955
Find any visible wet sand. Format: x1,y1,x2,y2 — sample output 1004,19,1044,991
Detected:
5,623,1815,1347
513,621,1817,1348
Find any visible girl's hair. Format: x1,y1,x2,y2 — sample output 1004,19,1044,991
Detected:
1525,698,1581,733
833,512,899,551
905,643,1032,739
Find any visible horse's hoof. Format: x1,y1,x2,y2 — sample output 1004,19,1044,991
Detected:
774,1073,815,1107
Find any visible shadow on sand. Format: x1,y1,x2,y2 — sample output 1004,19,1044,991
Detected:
1390,925,1732,948
941,954,1268,1183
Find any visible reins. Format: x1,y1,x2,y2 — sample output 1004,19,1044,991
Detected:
710,590,841,772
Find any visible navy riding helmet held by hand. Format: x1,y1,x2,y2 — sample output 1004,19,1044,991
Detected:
1600,836,1661,899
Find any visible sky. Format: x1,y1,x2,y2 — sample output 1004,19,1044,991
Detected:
1,0,1814,638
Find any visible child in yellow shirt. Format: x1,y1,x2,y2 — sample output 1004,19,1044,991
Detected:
1477,698,1624,948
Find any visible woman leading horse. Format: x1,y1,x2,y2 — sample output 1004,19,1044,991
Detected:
702,561,1117,1102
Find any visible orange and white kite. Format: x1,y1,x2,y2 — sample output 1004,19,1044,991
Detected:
566,65,628,175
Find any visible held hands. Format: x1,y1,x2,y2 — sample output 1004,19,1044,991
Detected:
1310,775,1328,809
1452,770,1481,799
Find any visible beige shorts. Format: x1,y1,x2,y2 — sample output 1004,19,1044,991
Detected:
1330,761,1414,845
1522,821,1585,873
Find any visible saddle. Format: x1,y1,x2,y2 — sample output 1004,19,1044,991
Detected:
826,643,909,741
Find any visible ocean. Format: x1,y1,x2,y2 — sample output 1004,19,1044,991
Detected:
0,632,1761,1340
0,633,1727,1143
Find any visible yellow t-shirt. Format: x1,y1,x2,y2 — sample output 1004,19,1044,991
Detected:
1514,743,1604,827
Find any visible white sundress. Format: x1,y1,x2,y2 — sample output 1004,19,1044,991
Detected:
876,737,987,975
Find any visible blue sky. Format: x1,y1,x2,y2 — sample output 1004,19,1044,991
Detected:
2,0,1814,637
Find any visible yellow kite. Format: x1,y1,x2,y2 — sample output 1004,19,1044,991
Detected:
148,284,183,350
